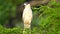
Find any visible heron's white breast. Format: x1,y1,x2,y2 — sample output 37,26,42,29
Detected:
23,7,32,21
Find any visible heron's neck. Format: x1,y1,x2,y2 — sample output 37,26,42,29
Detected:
25,5,31,9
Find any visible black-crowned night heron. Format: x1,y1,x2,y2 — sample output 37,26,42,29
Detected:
22,3,33,28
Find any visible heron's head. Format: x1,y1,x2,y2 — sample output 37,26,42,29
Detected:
24,2,28,5
24,2,31,8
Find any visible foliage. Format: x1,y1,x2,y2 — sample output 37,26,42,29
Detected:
0,0,60,34
0,0,16,25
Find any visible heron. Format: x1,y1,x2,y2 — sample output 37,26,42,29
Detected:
22,2,33,29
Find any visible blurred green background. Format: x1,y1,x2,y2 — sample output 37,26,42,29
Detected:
0,0,60,34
